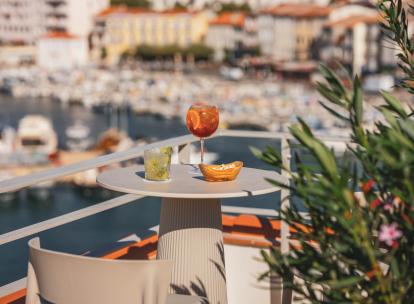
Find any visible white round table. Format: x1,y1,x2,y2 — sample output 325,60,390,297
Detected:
97,164,285,304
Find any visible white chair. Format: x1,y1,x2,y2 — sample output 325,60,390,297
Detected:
26,238,204,304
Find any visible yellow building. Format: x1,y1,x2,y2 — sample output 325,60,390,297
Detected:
91,6,209,63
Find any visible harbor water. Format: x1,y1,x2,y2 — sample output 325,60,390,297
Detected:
0,95,281,286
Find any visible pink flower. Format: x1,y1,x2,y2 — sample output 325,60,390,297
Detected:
379,222,402,246
384,203,393,212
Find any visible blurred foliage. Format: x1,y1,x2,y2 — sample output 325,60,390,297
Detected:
216,2,251,13
100,47,107,60
110,0,150,8
173,3,187,9
131,44,213,61
379,0,414,93
253,0,414,302
224,46,260,64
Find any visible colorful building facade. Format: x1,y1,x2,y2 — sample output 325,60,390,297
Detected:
91,7,209,64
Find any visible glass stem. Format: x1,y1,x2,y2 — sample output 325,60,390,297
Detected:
200,138,205,164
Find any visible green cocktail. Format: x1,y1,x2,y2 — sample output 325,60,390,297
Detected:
144,147,172,181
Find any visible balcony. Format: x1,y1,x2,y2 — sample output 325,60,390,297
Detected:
0,130,347,304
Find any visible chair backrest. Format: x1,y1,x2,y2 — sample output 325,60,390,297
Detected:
26,238,173,304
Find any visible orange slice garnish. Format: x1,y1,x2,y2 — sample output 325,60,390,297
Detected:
187,109,201,129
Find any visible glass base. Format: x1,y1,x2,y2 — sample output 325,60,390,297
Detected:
143,178,171,183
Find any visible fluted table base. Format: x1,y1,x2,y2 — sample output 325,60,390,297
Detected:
157,198,227,304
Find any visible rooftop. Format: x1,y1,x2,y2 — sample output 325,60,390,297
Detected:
325,14,381,28
96,6,197,18
261,4,331,18
41,31,79,40
209,12,246,27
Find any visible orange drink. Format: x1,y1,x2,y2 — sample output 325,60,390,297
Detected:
186,104,219,164
186,104,219,138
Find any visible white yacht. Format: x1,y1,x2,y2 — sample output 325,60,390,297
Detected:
15,115,58,159
65,122,93,151
0,125,16,165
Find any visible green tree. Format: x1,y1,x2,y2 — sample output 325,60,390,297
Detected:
132,44,213,61
100,47,108,60
110,0,150,8
184,43,214,61
173,3,187,9
253,1,414,302
134,44,183,60
217,2,251,13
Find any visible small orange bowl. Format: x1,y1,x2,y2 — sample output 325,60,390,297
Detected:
199,161,243,182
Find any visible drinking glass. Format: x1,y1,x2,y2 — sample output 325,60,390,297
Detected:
144,147,172,181
186,103,219,164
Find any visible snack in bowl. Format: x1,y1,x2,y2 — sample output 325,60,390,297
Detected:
199,161,243,182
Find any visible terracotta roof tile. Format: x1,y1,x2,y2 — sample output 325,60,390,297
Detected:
41,31,79,39
210,12,245,27
261,4,331,18
96,6,196,18
325,14,381,28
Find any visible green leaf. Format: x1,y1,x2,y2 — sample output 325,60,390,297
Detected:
381,91,408,118
352,76,363,125
316,82,345,106
249,146,263,159
323,275,364,289
319,101,350,122
297,117,313,136
319,64,347,98
398,119,414,142
290,124,338,180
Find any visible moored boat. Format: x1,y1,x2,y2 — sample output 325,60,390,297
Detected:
15,115,57,160
65,122,93,151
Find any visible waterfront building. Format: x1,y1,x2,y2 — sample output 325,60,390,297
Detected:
0,45,35,65
0,0,44,44
317,2,396,75
36,32,88,70
91,7,209,64
151,0,330,11
257,4,331,63
318,15,381,76
205,12,247,61
44,0,110,37
0,0,109,45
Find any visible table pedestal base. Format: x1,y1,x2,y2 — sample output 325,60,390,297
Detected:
157,198,227,304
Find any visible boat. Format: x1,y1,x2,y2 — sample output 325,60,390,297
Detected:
220,66,244,81
15,115,58,161
0,125,16,166
71,129,135,193
65,122,93,151
95,128,134,153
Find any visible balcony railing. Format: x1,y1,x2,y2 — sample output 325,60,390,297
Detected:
0,129,349,298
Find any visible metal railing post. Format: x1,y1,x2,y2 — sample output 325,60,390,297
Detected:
280,137,291,254
280,137,292,304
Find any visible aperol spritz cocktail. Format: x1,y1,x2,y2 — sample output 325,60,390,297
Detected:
186,104,219,164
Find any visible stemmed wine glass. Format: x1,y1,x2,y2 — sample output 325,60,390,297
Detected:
186,103,219,165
